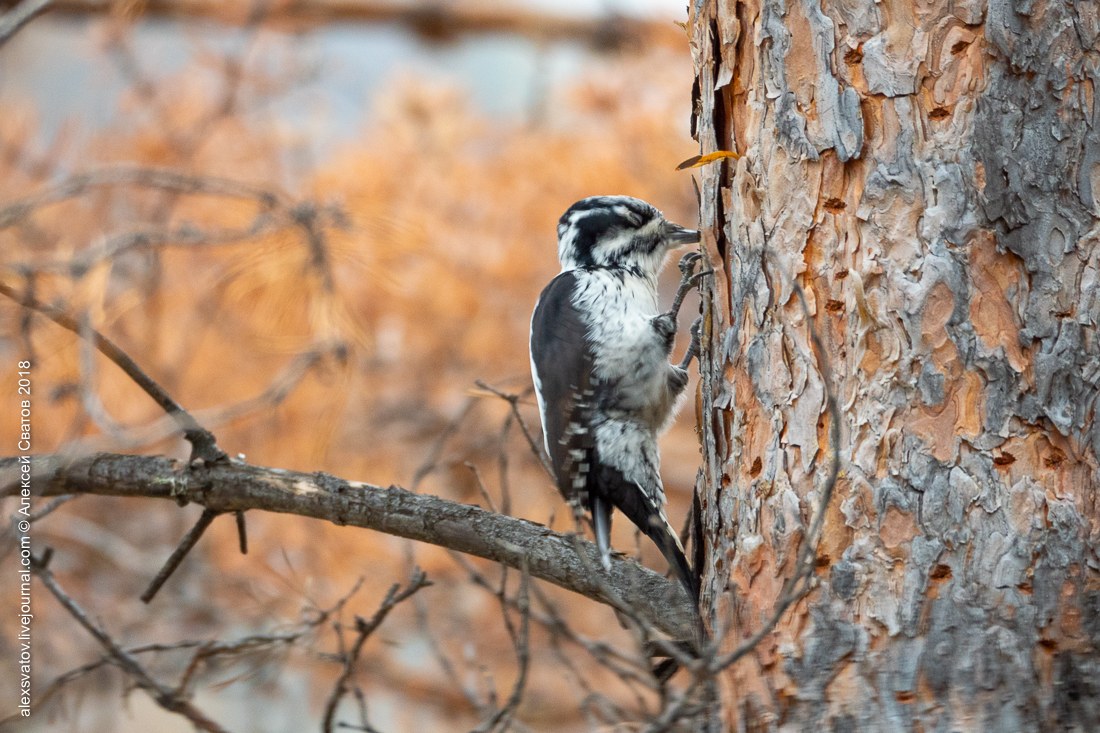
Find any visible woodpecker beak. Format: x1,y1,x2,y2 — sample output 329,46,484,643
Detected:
662,221,701,247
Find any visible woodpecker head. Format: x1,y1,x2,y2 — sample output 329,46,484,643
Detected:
556,196,699,276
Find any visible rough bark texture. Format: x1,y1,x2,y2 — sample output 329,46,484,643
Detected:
1,454,694,639
690,0,1100,729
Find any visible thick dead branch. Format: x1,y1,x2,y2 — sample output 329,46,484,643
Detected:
3,452,696,639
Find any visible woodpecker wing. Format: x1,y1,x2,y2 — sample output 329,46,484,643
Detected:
530,271,599,512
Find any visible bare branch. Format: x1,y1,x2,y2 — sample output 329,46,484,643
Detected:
0,0,52,49
465,462,499,514
0,281,226,463
4,452,697,639
322,568,432,733
0,167,285,231
448,552,655,688
473,381,553,482
140,507,219,603
7,575,368,725
471,561,530,733
29,551,232,733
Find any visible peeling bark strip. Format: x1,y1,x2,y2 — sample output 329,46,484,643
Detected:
0,454,694,639
691,0,1100,729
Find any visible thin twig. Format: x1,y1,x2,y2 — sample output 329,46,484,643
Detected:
473,381,554,482
449,551,655,687
0,167,285,232
8,575,368,725
29,550,232,733
470,558,530,733
322,568,432,733
0,281,226,463
27,494,77,522
497,412,514,516
141,508,219,603
465,462,500,514
410,396,478,491
11,219,283,276
235,510,248,554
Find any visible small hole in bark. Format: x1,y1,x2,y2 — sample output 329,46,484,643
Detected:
895,690,916,704
836,268,849,280
825,299,845,314
1038,638,1058,651
950,40,972,55
844,47,863,64
749,457,762,477
929,107,951,120
993,452,1016,467
815,554,831,569
930,564,952,580
824,198,846,212
1045,447,1067,468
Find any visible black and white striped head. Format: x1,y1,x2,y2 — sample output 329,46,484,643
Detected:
556,196,699,275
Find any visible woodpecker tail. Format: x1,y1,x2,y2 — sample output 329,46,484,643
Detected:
647,516,700,606
592,495,613,571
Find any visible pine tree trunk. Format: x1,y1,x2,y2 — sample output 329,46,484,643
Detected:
689,0,1100,728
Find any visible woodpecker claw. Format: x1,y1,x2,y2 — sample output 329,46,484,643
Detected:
678,317,703,370
667,252,709,323
678,251,703,279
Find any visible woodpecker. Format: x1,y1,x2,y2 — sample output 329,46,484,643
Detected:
529,195,706,604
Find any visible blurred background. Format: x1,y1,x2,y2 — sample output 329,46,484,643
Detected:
0,1,701,730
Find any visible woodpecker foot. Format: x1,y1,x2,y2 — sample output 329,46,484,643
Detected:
678,251,703,279
678,317,703,370
667,252,712,323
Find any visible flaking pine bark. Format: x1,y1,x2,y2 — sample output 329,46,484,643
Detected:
688,0,1100,730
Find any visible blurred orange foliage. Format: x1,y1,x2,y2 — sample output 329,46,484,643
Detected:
0,20,700,732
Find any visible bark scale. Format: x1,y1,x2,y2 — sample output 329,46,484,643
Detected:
689,0,1100,728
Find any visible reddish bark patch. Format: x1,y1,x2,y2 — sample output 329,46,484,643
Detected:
824,198,846,212
844,47,863,64
880,507,919,550
749,456,763,477
825,299,845,314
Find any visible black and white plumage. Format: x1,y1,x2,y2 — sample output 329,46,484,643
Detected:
529,195,704,603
